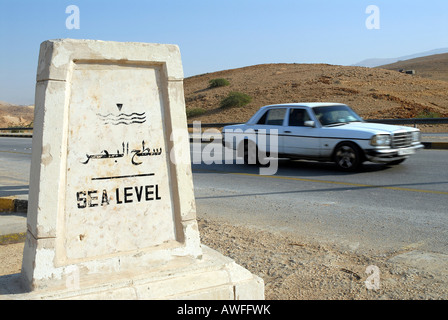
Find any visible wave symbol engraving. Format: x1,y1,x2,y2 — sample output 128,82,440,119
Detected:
97,112,147,126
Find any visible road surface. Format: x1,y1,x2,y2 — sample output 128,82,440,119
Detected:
0,137,31,198
1,136,447,258
191,143,448,258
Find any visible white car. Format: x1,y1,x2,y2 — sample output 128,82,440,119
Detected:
222,103,424,171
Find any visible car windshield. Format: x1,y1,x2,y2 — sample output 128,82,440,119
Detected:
313,105,363,126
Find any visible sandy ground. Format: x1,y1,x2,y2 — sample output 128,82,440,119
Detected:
0,242,23,277
198,218,448,300
1,217,447,300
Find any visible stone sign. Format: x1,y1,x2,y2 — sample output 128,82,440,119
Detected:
0,39,263,299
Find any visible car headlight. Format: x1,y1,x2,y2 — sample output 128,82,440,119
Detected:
412,131,421,142
370,134,391,146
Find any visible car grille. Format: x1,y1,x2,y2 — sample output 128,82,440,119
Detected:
392,132,413,148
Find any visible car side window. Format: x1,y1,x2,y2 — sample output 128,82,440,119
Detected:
256,110,269,124
288,108,311,126
258,108,286,126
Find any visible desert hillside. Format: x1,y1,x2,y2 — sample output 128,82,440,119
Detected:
1,62,448,129
184,63,448,124
378,53,448,82
0,101,34,128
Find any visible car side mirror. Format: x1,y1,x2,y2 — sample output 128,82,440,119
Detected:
304,120,315,127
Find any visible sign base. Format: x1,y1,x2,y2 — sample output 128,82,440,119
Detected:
0,246,264,300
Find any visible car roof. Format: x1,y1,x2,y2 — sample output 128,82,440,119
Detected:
245,102,350,124
260,102,347,109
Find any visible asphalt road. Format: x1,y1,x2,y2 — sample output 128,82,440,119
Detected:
1,136,447,258
0,137,32,198
191,143,448,257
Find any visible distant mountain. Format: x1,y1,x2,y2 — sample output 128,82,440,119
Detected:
352,48,448,68
377,52,448,82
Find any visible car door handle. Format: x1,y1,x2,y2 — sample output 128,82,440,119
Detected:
284,131,291,133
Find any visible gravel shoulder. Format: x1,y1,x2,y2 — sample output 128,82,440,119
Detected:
1,217,447,299
198,218,448,300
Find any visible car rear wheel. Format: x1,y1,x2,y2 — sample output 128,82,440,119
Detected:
334,143,362,171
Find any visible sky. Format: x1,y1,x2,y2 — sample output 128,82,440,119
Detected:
0,0,447,105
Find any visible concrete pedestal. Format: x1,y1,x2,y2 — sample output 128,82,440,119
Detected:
0,246,263,300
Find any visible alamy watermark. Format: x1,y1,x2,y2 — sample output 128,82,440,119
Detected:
185,121,279,176
365,5,380,30
65,265,80,290
365,265,381,290
66,5,80,30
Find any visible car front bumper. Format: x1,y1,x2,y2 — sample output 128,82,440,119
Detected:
365,143,424,163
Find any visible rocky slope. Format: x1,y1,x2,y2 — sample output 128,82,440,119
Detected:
184,63,448,124
0,101,33,128
2,62,448,128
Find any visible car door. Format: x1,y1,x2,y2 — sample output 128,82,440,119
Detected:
254,107,286,154
282,108,320,157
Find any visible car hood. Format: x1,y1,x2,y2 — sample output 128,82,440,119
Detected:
343,122,416,133
322,122,417,138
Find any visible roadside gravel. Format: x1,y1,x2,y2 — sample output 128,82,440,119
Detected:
197,218,448,300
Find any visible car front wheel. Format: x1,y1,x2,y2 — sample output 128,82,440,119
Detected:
334,143,363,171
